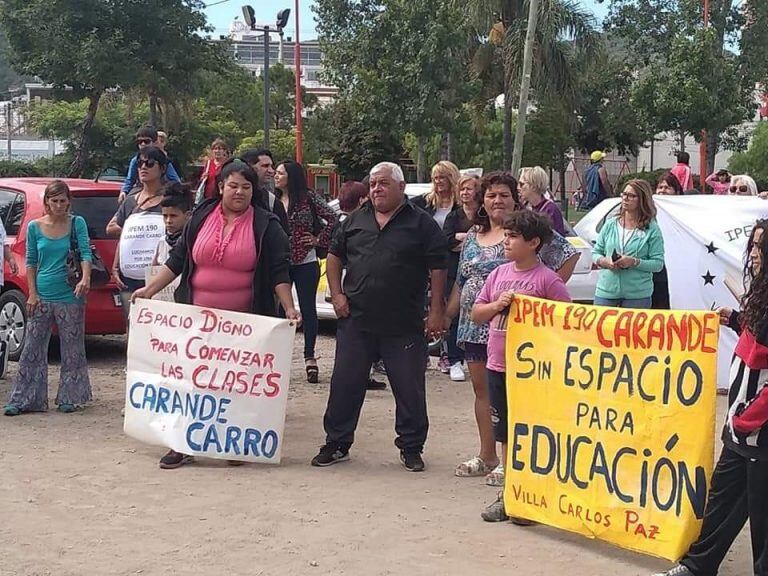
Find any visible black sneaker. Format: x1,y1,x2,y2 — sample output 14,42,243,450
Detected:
311,444,350,467
400,451,425,472
367,377,387,390
159,449,194,469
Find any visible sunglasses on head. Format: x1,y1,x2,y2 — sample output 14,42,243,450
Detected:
730,185,748,193
136,138,153,146
138,159,157,169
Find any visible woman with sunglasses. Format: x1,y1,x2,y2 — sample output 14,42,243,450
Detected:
728,175,759,197
592,179,665,309
107,146,167,317
118,125,180,204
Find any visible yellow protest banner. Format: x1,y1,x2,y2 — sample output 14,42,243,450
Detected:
504,296,719,560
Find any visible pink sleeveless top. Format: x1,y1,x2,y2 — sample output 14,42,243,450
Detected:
190,205,258,312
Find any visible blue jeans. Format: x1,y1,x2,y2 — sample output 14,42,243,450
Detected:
593,296,652,309
290,261,320,359
445,316,464,365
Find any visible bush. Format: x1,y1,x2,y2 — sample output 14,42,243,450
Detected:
616,169,704,194
0,160,42,177
615,169,667,193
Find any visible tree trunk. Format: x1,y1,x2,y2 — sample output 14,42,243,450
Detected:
416,137,425,183
510,0,540,176
559,160,567,220
503,93,513,170
149,89,159,127
706,130,719,175
678,131,686,152
68,91,102,177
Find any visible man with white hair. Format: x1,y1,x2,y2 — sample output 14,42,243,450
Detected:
311,162,449,472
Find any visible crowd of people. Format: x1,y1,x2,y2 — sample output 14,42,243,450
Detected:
1,126,768,576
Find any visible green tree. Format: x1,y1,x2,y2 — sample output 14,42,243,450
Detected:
315,0,472,179
0,0,219,176
728,122,768,188
603,0,756,172
118,0,224,126
459,0,600,168
0,0,142,175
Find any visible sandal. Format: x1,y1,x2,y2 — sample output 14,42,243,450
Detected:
57,404,77,413
3,404,20,416
455,456,498,477
305,359,319,384
486,463,505,487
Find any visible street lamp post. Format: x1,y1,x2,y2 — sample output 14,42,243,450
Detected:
294,0,303,163
242,6,291,149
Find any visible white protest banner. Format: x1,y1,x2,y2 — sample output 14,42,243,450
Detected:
119,212,165,280
654,195,768,388
124,299,296,464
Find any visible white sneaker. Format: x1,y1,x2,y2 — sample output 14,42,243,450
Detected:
449,362,465,382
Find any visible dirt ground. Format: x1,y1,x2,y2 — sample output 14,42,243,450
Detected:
0,326,752,576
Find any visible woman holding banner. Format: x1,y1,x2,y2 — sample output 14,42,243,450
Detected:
132,159,300,469
654,220,768,576
444,172,579,485
592,179,665,309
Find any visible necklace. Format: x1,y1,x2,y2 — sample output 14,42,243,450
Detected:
620,216,638,255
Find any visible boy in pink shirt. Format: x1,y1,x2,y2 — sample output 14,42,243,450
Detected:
472,210,571,523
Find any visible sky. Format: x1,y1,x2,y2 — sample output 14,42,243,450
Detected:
204,0,609,40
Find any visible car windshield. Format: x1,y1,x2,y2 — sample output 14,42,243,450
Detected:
72,196,119,240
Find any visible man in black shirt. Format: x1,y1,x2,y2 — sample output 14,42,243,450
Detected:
311,162,448,472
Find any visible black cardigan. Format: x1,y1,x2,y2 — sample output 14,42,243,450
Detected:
165,198,291,316
410,194,459,219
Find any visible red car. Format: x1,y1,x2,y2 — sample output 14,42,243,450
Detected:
0,178,125,360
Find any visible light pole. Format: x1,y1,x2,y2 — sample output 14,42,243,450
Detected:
294,0,303,163
242,6,291,149
699,0,710,186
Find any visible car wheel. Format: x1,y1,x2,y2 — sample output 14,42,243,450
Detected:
0,289,27,361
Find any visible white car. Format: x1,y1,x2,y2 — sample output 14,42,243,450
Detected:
302,186,601,320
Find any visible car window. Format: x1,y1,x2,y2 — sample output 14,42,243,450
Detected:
0,189,25,235
72,196,119,240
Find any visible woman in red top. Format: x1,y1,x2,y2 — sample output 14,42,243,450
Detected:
275,160,336,383
198,138,231,201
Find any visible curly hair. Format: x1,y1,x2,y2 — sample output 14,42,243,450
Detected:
474,171,520,233
742,219,768,336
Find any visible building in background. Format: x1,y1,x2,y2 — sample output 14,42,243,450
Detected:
224,18,337,105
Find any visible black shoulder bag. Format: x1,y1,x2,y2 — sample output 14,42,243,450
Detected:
66,216,110,288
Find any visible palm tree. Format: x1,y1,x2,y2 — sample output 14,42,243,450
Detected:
458,0,600,169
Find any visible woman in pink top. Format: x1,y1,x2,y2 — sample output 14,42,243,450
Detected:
134,159,300,469
670,151,695,192
705,169,731,195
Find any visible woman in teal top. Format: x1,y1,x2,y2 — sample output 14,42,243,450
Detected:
592,179,665,308
4,180,93,416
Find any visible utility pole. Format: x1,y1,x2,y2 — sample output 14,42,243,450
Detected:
510,0,540,176
699,0,710,187
293,0,303,164
263,26,271,148
6,103,11,161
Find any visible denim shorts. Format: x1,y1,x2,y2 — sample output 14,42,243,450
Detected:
462,342,487,364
